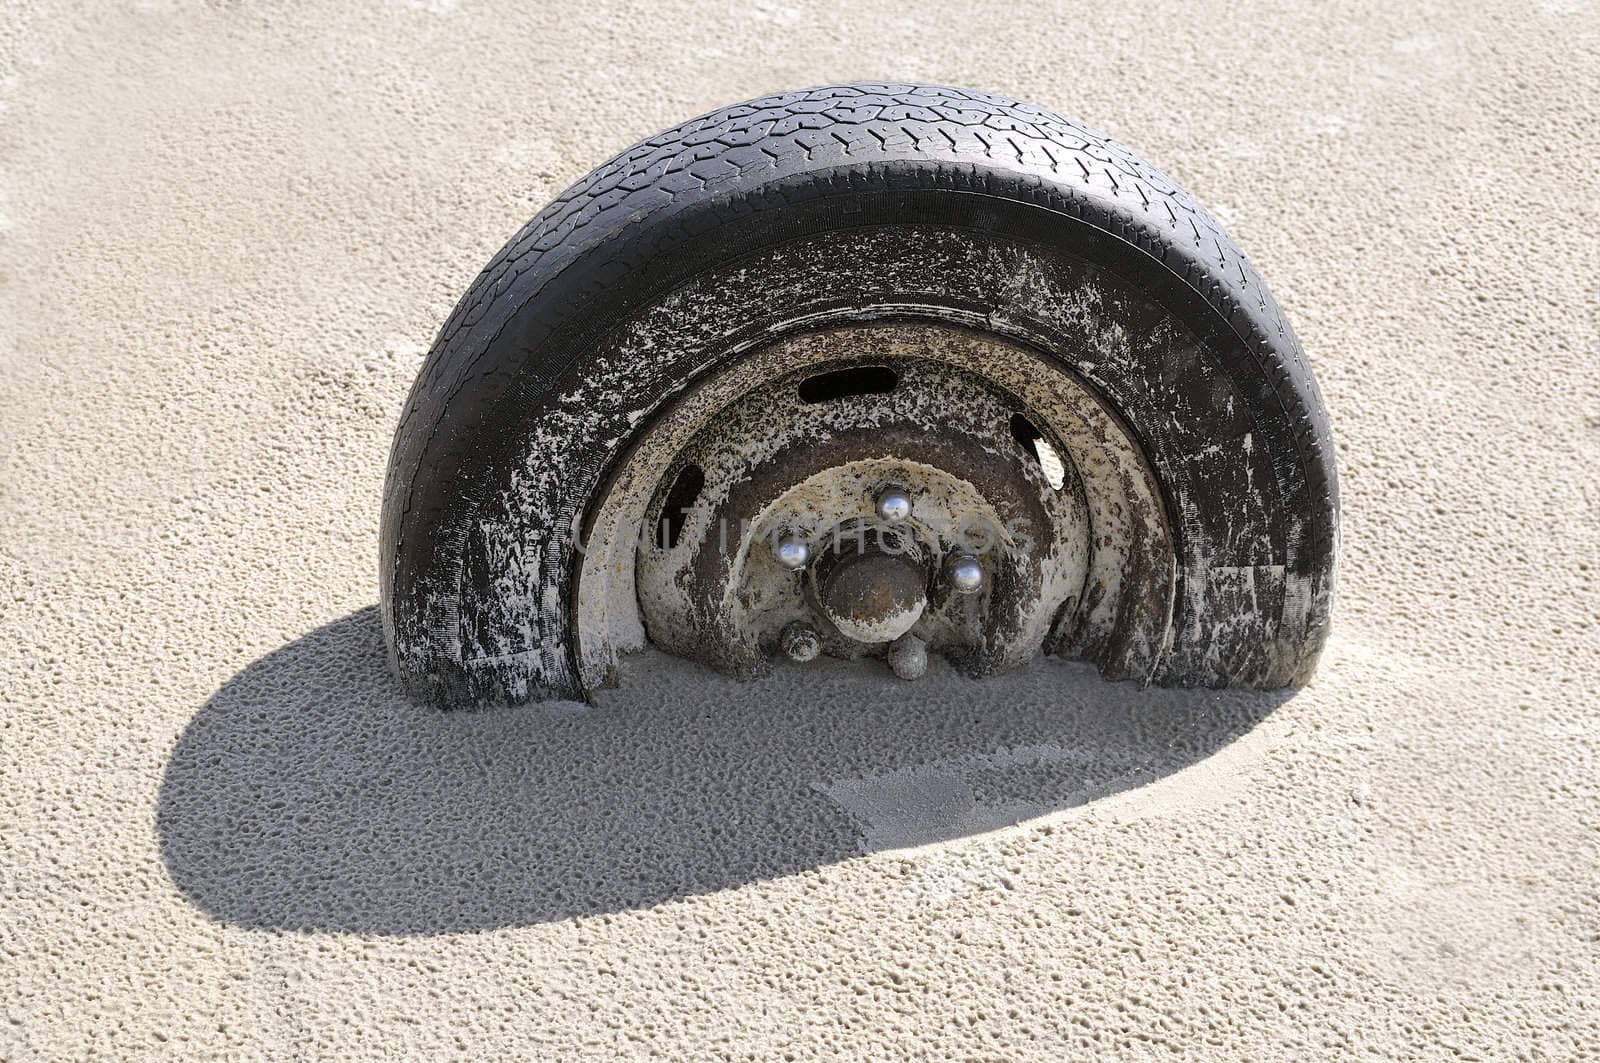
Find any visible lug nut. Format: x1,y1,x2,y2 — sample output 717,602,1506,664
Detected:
780,621,822,663
875,487,913,525
773,534,811,571
944,553,984,594
887,633,928,680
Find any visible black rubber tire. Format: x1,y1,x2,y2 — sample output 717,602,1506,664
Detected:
381,83,1338,706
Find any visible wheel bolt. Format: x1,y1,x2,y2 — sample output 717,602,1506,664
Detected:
773,534,811,571
944,553,984,594
780,621,822,663
875,486,913,524
887,633,927,680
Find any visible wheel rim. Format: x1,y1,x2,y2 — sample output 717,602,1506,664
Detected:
575,321,1176,689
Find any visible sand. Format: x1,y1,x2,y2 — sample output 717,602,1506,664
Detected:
2,1,1597,1058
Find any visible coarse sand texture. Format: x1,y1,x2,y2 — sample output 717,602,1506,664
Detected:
2,1,1597,1059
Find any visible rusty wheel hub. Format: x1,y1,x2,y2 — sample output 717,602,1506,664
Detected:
810,526,929,645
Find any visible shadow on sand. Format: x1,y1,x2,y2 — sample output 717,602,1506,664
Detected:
158,608,1290,934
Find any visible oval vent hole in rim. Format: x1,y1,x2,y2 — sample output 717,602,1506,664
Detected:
657,463,705,549
797,365,898,404
1009,413,1067,490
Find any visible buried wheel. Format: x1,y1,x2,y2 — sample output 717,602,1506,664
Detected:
381,84,1338,706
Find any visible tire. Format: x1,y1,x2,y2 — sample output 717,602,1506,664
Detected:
381,83,1338,707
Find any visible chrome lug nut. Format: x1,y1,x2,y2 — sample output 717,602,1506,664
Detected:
887,633,928,680
944,553,984,594
780,621,822,663
874,486,913,525
773,533,811,571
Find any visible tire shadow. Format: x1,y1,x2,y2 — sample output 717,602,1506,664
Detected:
157,607,1291,934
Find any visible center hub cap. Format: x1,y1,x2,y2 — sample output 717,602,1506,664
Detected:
812,528,929,644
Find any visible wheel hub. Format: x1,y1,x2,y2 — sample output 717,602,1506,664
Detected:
811,526,929,644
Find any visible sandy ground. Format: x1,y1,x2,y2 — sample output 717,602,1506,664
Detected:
2,0,1597,1058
